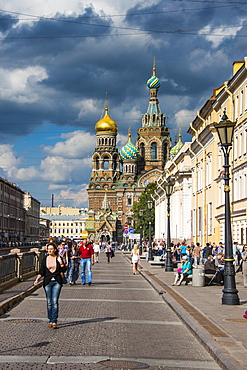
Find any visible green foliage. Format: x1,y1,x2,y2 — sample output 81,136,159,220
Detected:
133,183,156,240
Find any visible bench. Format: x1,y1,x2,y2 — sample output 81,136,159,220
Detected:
149,260,165,268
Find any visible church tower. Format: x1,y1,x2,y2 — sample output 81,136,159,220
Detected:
137,58,171,174
87,95,121,213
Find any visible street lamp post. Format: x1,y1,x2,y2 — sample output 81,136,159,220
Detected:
214,111,240,305
147,200,153,261
163,179,175,272
139,209,144,255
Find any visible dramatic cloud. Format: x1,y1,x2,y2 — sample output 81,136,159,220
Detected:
0,0,246,206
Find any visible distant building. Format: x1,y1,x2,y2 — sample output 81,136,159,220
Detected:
0,178,39,242
40,206,88,239
40,206,87,216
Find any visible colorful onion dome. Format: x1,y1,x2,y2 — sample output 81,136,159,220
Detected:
147,75,161,89
147,57,161,89
120,131,139,160
170,134,183,158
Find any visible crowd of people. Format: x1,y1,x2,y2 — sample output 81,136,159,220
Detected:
34,237,118,328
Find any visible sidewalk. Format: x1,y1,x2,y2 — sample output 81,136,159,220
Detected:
0,252,246,369
135,255,247,370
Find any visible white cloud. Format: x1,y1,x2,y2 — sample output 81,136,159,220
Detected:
43,130,95,158
58,184,89,207
0,66,48,104
75,99,102,120
174,109,197,128
0,144,21,169
199,24,243,49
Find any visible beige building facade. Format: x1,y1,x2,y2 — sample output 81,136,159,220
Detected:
154,57,247,247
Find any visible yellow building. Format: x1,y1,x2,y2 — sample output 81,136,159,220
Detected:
188,57,247,246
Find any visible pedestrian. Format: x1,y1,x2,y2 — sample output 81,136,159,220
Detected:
180,242,188,257
78,239,95,285
214,253,225,285
241,245,247,287
193,242,202,265
93,241,100,263
34,243,66,328
67,242,79,285
131,244,140,275
57,240,69,268
202,243,213,262
104,243,112,263
172,255,192,286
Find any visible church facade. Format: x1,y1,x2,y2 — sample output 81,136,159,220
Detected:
86,60,171,242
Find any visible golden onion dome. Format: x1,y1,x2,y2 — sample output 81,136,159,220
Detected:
95,107,118,134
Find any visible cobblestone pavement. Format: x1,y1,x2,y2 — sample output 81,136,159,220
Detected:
0,252,220,369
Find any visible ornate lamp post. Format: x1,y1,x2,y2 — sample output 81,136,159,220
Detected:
163,179,175,272
139,209,144,255
147,200,153,261
214,110,239,305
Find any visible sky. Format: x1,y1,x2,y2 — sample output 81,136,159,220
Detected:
0,0,246,208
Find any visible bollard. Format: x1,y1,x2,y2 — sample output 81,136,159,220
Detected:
192,265,205,287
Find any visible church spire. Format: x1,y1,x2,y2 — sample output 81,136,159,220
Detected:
142,57,165,127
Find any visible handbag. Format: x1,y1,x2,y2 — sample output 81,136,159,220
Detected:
62,276,67,284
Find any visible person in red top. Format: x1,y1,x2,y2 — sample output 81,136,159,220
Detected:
78,239,94,285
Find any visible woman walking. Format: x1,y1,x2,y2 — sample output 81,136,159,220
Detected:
104,243,112,263
67,242,79,285
34,243,66,328
131,244,140,275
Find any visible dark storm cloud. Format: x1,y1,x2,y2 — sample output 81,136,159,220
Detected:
124,0,247,103
0,1,246,144
0,11,18,32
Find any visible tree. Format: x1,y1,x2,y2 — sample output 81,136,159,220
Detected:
133,183,156,240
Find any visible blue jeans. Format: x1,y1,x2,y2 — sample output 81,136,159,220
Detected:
81,258,92,283
44,280,62,324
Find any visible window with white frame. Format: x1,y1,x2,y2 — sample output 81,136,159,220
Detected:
245,125,247,155
206,154,212,186
207,202,212,236
235,95,239,120
193,209,196,237
198,207,202,236
245,84,247,111
239,131,242,157
240,90,243,116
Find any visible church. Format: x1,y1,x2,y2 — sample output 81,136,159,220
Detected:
86,59,171,242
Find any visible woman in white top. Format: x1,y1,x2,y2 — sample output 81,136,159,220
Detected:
93,242,100,263
131,244,140,275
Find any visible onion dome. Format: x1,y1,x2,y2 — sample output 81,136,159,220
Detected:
147,57,161,89
170,134,183,158
95,94,118,134
120,129,139,160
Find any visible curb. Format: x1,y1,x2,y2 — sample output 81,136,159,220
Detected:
139,267,245,370
0,281,42,316
122,254,244,370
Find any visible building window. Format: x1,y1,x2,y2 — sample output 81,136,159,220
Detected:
151,142,157,159
96,157,99,170
207,202,212,236
127,198,132,205
140,143,145,158
103,157,109,169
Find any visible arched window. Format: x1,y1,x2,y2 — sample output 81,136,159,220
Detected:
96,157,99,170
103,157,109,169
163,143,167,161
140,143,145,158
151,142,157,159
